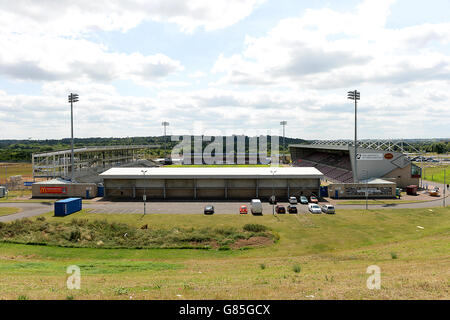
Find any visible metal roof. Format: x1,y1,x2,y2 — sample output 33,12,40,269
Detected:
100,167,323,179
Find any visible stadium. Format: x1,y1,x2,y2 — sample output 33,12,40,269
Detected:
29,138,423,200
289,140,421,188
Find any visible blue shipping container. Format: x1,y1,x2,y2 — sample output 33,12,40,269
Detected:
54,198,82,217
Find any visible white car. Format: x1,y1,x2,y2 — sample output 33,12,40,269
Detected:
288,196,298,204
308,203,322,214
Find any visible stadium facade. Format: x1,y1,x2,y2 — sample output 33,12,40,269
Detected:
100,167,323,200
289,141,421,188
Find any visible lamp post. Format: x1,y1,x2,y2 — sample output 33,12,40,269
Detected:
347,90,360,182
141,169,147,215
68,93,79,182
162,121,169,159
280,121,287,163
270,169,277,215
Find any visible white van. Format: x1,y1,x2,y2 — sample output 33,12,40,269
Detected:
250,199,263,215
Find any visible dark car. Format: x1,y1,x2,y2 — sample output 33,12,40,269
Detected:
204,205,214,215
275,205,286,214
287,204,298,214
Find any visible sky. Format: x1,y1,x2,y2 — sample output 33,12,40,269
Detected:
0,0,449,140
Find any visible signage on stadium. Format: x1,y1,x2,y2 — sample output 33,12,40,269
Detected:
40,186,67,194
356,153,383,160
384,153,394,159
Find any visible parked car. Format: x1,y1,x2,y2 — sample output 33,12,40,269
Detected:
309,195,319,204
275,205,286,214
239,205,248,214
251,199,263,215
287,204,298,214
299,196,308,204
321,204,335,214
308,203,322,213
288,196,298,204
204,205,214,215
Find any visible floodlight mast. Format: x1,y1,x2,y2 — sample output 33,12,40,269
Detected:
162,121,169,159
68,93,79,182
347,90,360,183
280,121,287,162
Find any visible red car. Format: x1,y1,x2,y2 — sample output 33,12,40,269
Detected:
309,196,319,204
275,205,286,214
239,205,248,214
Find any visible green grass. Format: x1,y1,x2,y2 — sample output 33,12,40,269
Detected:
421,164,450,184
0,163,32,179
0,207,20,217
339,199,427,205
0,217,274,249
0,207,448,299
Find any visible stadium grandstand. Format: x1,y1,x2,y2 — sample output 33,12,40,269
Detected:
289,140,421,188
32,145,160,183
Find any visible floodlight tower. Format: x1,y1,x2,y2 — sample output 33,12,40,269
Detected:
68,93,79,182
280,121,287,162
162,121,169,159
347,90,360,182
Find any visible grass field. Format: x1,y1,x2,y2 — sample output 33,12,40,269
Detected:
421,164,449,185
0,163,32,182
0,207,448,300
0,207,20,217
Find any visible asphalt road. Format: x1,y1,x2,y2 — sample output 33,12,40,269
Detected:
0,180,447,221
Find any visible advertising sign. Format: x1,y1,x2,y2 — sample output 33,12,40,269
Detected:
40,186,67,194
356,153,383,160
384,153,394,159
24,181,33,187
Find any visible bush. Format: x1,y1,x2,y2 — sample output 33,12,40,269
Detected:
69,230,81,242
293,264,301,273
260,263,266,270
390,252,398,259
243,224,268,232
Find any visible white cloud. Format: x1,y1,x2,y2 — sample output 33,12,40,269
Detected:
0,0,265,36
212,0,450,89
0,34,183,83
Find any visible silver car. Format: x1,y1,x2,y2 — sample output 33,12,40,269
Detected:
321,204,335,214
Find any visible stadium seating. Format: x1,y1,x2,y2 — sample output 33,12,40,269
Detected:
293,151,354,183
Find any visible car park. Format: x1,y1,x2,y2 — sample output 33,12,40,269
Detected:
309,195,318,204
321,204,335,214
239,205,248,214
299,196,308,204
251,199,263,215
204,205,214,215
288,196,298,204
287,204,298,214
275,205,286,214
308,203,322,213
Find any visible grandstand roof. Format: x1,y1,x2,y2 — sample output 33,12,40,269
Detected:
100,167,323,179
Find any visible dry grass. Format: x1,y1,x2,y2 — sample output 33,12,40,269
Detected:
0,207,448,300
